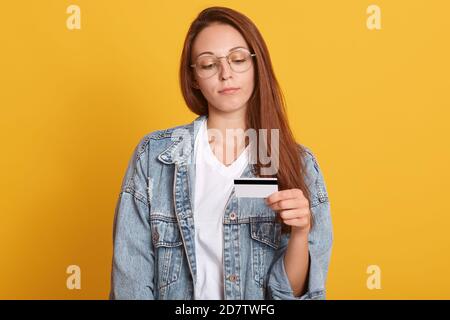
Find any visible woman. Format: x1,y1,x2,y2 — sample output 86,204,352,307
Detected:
110,6,332,300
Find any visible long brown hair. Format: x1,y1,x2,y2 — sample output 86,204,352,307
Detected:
179,6,311,234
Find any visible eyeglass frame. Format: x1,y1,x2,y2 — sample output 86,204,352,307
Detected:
190,48,257,79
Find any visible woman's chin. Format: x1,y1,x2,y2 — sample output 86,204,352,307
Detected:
211,103,247,114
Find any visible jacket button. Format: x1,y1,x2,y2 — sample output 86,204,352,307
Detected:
228,274,237,282
229,212,237,220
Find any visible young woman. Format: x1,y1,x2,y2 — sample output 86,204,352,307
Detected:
110,6,333,300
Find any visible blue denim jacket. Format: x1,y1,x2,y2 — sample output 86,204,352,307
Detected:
109,115,333,300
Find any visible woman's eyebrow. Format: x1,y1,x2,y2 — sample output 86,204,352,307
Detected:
195,46,248,58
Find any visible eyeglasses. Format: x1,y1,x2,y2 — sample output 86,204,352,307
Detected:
190,48,256,79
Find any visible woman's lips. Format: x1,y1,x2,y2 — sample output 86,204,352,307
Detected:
219,88,240,95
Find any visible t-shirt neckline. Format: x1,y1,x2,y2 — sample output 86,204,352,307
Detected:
199,117,249,176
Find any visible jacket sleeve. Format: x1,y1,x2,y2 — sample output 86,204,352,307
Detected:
266,147,333,300
109,135,155,299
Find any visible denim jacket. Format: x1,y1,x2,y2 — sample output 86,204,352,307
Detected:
109,115,333,300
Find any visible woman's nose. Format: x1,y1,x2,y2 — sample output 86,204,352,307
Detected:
218,58,232,80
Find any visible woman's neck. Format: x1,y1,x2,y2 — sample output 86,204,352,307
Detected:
206,107,248,166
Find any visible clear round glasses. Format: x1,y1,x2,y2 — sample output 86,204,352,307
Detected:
190,48,256,79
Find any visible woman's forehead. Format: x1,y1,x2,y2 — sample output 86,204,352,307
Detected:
192,24,248,57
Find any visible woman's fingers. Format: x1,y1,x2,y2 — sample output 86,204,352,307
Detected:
268,198,303,211
278,208,311,220
265,188,304,205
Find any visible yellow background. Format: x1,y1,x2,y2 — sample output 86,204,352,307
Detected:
1,0,449,299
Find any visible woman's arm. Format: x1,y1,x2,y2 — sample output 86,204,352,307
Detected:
109,136,155,300
284,230,310,297
266,148,333,300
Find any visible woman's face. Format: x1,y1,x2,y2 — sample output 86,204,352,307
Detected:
191,23,255,115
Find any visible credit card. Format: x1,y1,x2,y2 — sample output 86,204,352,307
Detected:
234,178,278,198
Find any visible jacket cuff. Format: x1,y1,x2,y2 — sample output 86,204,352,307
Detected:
267,250,326,300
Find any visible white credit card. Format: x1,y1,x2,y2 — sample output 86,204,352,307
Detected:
234,178,278,198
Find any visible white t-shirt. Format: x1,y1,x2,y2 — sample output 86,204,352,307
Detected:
193,117,249,300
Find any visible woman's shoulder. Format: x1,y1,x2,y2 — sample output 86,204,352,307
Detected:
140,115,203,145
297,143,329,206
297,143,321,174
144,124,190,142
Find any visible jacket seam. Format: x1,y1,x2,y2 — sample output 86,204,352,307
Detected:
121,189,148,207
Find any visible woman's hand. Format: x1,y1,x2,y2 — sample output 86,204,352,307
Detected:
265,188,311,237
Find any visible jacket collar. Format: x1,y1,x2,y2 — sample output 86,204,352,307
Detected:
157,115,206,165
156,114,258,177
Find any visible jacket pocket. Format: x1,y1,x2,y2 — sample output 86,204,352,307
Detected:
249,218,282,288
150,217,184,290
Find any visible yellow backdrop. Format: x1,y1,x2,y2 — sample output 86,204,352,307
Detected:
0,0,449,299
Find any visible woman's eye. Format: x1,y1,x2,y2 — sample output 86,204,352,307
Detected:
232,59,246,64
200,64,215,70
